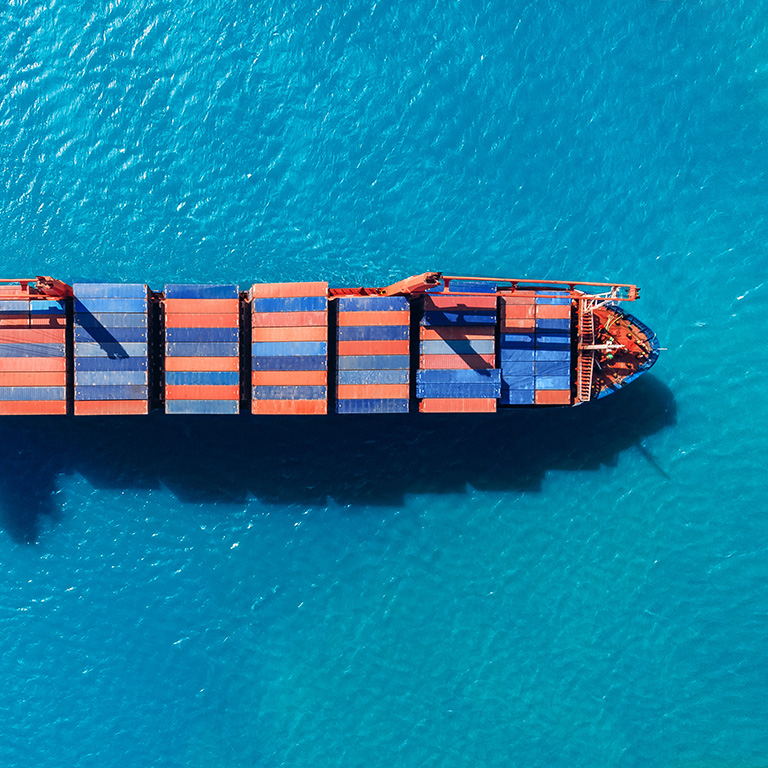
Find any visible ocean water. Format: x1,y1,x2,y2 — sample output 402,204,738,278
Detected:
1,0,767,766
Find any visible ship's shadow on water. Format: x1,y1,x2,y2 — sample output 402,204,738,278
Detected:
0,375,676,543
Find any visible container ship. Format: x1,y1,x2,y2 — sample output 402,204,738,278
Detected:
0,273,659,416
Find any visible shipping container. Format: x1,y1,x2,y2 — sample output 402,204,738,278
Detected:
0,357,67,372
252,399,327,415
252,385,327,400
251,296,327,313
336,310,409,326
445,280,497,294
164,384,239,400
336,296,409,312
419,326,494,340
164,284,238,299
420,339,495,356
72,283,147,298
74,298,147,314
165,400,239,415
165,341,238,357
250,326,327,342
500,390,535,405
249,282,328,298
74,370,148,386
252,370,327,386
250,311,327,327
416,382,500,399
0,343,66,357
423,295,497,310
75,357,148,371
416,369,501,384
251,341,327,357
165,298,239,314
336,354,410,370
337,325,409,341
165,327,239,343
336,398,409,414
74,327,147,343
337,384,409,399
419,354,495,369
164,356,240,372
421,310,496,326
419,398,496,413
75,313,148,328
75,385,148,401
0,386,66,400
337,340,409,356
337,369,409,385
74,400,150,416
74,342,148,357
164,313,238,329
0,401,67,415
534,390,572,405
251,355,327,371
165,371,240,386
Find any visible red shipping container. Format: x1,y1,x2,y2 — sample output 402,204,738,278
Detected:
336,384,409,399
337,340,409,356
0,372,67,387
0,328,66,344
419,398,496,413
423,295,497,310
0,400,67,415
501,319,536,331
498,293,536,304
28,315,67,328
165,313,238,328
0,357,67,372
501,302,535,319
534,390,571,405
249,282,328,298
252,399,327,415
535,303,571,319
419,326,494,341
252,370,327,386
165,384,239,400
165,356,239,372
419,354,495,370
75,400,149,416
0,314,29,328
252,311,327,327
165,298,239,314
251,326,327,342
337,310,409,327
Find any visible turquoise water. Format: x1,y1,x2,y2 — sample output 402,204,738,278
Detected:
1,1,767,766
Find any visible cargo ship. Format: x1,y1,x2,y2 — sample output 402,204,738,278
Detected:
0,273,659,416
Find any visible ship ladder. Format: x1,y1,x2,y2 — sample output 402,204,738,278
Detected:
577,299,596,403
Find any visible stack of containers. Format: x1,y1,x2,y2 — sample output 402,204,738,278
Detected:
250,282,328,415
0,297,67,415
498,291,572,405
164,284,240,414
335,295,410,414
416,292,500,412
73,283,149,415
533,294,572,405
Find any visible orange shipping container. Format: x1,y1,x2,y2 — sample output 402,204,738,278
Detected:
535,303,571,319
165,298,239,314
534,389,571,405
501,319,536,331
0,314,29,328
252,370,327,386
0,357,67,372
419,326,494,341
336,384,409,399
165,384,239,400
337,340,409,356
419,354,495,370
75,400,149,416
251,326,327,342
501,303,535,319
249,282,328,298
499,293,536,305
164,356,240,372
164,313,238,328
419,398,496,413
0,372,67,387
28,316,68,328
0,328,66,344
337,310,410,326
252,399,327,415
0,400,67,415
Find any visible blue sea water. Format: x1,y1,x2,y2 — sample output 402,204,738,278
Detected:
1,0,767,765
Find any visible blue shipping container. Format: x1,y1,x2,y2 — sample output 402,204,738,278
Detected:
534,335,570,350
421,310,496,327
165,341,238,358
74,370,148,386
337,325,409,341
0,386,65,400
446,281,497,294
166,400,239,415
535,296,571,305
498,348,535,362
75,327,148,344
73,283,147,298
251,355,327,371
0,301,30,312
75,385,148,401
500,374,535,390
535,318,571,332
416,369,501,384
535,376,571,390
535,361,571,377
251,341,327,357
74,342,148,358
337,369,409,385
165,327,238,343
416,382,500,399
28,301,66,314
336,398,409,414
500,390,536,405
164,284,238,299
74,298,148,313
252,385,327,400
336,296,409,312
0,343,65,358
420,339,495,356
165,371,240,386
251,297,326,313
500,360,535,376
533,349,571,361
75,356,148,371
75,313,147,328
336,354,410,370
